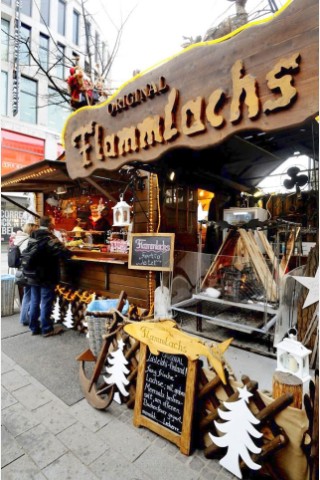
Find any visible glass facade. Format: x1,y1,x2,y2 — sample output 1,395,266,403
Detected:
21,0,32,16
1,18,9,62
72,9,80,45
58,0,66,35
20,76,37,124
48,87,71,132
1,71,8,116
40,0,50,25
39,33,49,69
56,42,65,79
20,24,31,65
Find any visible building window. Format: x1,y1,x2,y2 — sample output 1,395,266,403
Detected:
1,18,9,62
48,87,71,132
58,0,66,36
1,71,8,116
40,0,50,26
56,43,65,79
72,9,80,45
1,0,12,5
21,0,32,16
20,24,31,65
20,76,37,124
39,33,49,69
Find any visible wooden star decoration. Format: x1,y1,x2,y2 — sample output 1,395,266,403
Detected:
293,267,319,308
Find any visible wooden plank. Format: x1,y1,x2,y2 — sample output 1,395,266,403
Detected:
256,230,279,276
238,229,278,302
109,273,148,289
279,227,301,277
201,229,238,289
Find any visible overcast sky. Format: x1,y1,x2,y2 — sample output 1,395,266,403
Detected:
87,0,287,89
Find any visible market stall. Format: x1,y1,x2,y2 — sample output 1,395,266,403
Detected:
1,1,318,478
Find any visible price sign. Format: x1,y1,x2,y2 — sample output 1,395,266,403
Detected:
128,233,174,271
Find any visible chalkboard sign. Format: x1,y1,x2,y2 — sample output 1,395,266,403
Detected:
142,352,187,435
133,343,197,455
128,233,174,271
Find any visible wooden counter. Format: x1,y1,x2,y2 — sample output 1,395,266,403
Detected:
69,248,128,264
61,247,153,309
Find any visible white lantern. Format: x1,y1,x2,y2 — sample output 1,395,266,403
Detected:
275,329,311,383
112,194,131,227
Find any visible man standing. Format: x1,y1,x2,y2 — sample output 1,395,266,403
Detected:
24,216,72,337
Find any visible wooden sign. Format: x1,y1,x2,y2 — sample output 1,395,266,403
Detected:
124,320,232,384
124,320,232,454
128,233,174,271
63,0,318,179
133,343,197,455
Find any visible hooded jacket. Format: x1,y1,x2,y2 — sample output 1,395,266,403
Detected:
13,232,30,253
26,228,72,287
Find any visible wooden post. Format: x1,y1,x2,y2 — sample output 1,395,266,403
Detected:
272,371,303,409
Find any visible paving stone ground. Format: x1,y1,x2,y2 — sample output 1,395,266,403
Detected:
2,350,242,480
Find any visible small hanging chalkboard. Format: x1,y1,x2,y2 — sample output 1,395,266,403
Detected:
133,343,197,455
128,233,174,271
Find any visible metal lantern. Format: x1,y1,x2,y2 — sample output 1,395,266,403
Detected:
112,194,131,227
275,329,311,383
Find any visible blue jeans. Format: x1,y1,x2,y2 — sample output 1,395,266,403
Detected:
29,286,55,334
20,285,31,325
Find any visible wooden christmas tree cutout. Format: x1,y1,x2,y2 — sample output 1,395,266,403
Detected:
209,386,262,478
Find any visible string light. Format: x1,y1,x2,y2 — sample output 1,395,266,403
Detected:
2,168,57,187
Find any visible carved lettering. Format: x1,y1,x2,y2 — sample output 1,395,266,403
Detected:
117,126,138,155
71,121,96,168
206,88,226,128
163,88,179,141
159,76,169,93
148,83,159,97
107,103,116,116
230,59,259,123
67,55,304,173
140,88,148,102
138,116,163,148
94,124,104,161
103,133,118,158
181,97,206,135
126,93,135,106
263,52,300,113
107,77,169,115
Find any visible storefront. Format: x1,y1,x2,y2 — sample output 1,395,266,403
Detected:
2,0,318,312
1,2,318,477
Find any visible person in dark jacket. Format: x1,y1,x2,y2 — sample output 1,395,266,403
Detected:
27,216,72,337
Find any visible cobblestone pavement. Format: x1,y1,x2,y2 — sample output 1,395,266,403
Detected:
2,350,241,480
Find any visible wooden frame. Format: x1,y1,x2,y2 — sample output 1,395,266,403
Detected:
133,343,197,455
128,233,175,271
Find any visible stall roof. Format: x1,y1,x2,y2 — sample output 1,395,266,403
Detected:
0,159,124,195
1,159,74,194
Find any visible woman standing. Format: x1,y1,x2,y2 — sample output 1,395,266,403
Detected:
14,223,38,325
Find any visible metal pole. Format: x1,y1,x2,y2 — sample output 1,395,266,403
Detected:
267,0,279,13
13,0,21,116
